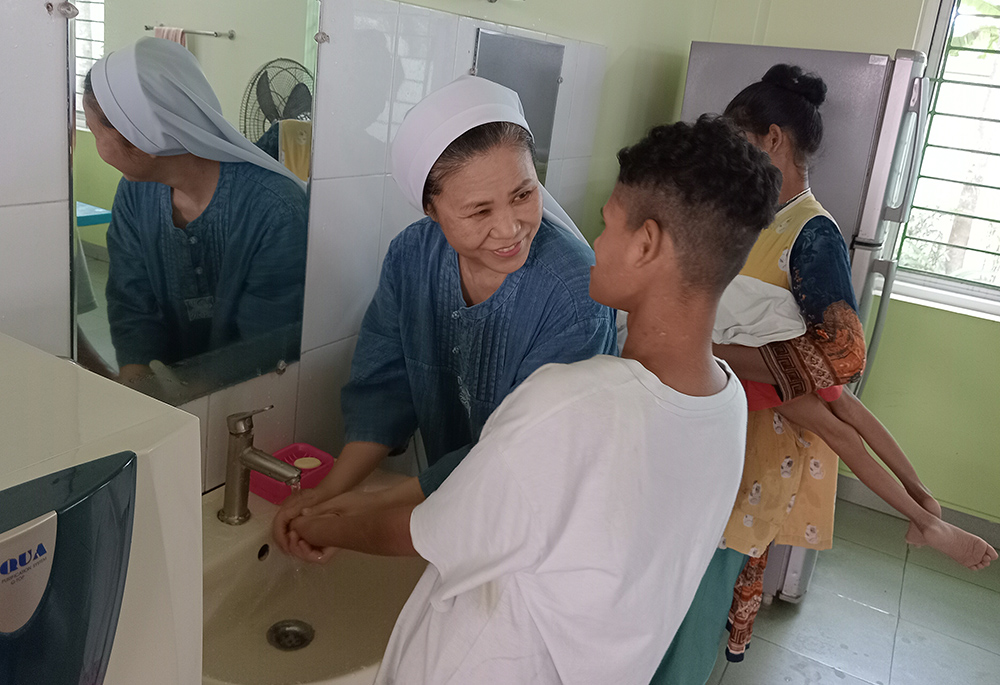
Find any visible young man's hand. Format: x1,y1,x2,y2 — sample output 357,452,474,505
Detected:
273,489,324,556
287,514,339,563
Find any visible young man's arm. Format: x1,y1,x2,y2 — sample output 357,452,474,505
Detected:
289,505,419,559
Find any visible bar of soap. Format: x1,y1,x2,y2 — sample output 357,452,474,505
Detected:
293,457,323,470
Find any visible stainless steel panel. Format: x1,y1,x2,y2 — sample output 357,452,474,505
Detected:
850,244,881,316
475,31,565,175
852,257,898,398
856,51,927,244
681,42,893,244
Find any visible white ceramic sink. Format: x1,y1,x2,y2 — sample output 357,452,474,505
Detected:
202,473,426,685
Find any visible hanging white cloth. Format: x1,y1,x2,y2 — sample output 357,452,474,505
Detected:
712,275,807,347
390,75,587,244
89,37,304,188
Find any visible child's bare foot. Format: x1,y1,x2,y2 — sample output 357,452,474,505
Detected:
904,488,942,546
916,518,998,570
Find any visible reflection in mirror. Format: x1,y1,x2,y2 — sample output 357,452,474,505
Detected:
71,1,320,405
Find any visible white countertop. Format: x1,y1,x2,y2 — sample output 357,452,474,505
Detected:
0,332,195,491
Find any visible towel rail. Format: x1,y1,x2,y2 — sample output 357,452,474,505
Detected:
144,25,236,40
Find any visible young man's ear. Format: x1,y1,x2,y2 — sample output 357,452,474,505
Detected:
635,218,664,266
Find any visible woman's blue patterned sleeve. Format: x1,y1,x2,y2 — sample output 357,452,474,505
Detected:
788,216,858,326
340,249,419,450
234,187,308,339
105,181,171,366
759,216,866,400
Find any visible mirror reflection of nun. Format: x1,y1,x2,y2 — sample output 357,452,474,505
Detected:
82,37,307,388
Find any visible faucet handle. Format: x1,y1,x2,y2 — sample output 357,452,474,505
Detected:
227,405,274,435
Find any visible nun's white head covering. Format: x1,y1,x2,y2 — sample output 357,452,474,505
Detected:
89,37,304,188
391,75,586,243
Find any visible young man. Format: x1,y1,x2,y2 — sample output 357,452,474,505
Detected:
286,116,781,684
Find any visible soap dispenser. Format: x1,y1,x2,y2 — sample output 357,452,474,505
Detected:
0,451,136,685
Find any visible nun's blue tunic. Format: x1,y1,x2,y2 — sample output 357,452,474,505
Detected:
341,216,617,495
105,161,307,367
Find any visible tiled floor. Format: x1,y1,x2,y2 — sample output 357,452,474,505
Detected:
708,500,1000,685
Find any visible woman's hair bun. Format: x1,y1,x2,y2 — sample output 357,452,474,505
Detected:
762,64,826,107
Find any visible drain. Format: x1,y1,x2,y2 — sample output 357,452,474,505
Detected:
266,619,315,651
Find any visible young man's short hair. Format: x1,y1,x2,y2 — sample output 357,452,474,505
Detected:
616,115,781,295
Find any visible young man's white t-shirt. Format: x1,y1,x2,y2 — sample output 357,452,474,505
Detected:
375,355,747,685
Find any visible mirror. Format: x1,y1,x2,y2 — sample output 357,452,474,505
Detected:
71,0,320,404
474,31,565,184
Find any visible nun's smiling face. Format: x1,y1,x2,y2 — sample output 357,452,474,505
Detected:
427,144,543,299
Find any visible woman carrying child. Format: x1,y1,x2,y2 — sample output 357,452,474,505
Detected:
654,64,995,684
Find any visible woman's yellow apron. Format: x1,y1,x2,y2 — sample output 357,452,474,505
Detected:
721,190,840,556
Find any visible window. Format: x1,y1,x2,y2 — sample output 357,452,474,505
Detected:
896,0,1000,296
73,0,105,128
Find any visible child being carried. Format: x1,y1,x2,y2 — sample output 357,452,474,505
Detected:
714,275,997,571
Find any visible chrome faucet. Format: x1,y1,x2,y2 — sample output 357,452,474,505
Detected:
218,406,301,525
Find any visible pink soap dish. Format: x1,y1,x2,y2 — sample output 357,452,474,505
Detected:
249,443,335,505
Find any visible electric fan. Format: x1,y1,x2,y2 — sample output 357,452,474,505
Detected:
239,58,314,143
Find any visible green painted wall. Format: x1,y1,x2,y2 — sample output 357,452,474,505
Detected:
846,299,1000,523
707,0,1000,524
103,0,314,128
74,129,120,247
74,0,319,247
708,0,927,55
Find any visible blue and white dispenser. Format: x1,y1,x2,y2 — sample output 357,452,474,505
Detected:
1,333,203,684
0,451,137,685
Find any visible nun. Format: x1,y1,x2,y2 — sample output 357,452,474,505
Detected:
83,37,308,385
274,75,616,561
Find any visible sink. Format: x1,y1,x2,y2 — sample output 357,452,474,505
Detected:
202,472,427,685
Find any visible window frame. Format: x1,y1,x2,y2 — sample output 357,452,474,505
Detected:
72,0,106,131
891,0,1000,314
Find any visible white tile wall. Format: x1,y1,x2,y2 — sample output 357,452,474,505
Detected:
545,34,581,164
295,336,358,455
287,1,609,474
0,5,72,359
0,201,71,357
379,175,423,272
566,42,608,161
301,175,385,353
1,2,70,208
203,364,301,491
310,0,399,180
454,16,506,78
554,156,593,226
169,1,610,492
544,159,566,205
389,4,461,146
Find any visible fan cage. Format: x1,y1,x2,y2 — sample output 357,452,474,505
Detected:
240,58,315,142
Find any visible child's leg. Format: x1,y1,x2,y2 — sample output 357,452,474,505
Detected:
826,390,940,519
777,394,997,570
